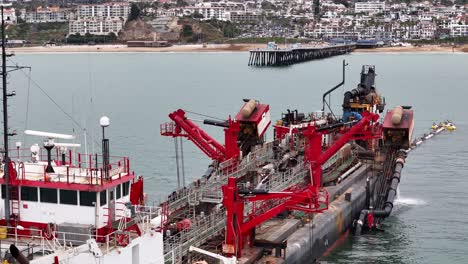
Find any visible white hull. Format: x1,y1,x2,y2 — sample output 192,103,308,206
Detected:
29,232,164,264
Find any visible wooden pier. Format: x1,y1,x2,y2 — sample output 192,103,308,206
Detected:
248,44,355,66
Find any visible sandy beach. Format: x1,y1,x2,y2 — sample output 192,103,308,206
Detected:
9,43,264,53
9,43,468,53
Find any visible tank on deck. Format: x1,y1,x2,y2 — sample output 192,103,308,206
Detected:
383,106,414,149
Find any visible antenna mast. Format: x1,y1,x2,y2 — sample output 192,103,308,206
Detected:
2,3,31,225
2,3,11,225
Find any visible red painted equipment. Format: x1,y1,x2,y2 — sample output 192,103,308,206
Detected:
176,219,192,231
160,109,240,163
305,112,380,191
161,102,271,163
222,111,381,258
383,107,414,149
222,178,328,257
130,176,144,205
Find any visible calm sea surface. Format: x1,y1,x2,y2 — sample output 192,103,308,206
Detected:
8,52,468,263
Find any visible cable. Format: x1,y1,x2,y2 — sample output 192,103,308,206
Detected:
22,67,31,144
185,110,225,121
7,58,102,149
9,58,82,129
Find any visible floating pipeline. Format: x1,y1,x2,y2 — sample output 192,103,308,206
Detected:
355,122,456,235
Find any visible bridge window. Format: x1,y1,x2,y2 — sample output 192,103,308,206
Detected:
40,188,58,203
21,186,38,202
123,181,130,196
100,190,107,206
1,185,21,200
116,184,122,199
80,191,96,207
60,190,77,205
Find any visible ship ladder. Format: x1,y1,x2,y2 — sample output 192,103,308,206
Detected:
188,205,196,219
10,186,20,223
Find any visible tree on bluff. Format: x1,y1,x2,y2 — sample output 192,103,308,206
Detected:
128,3,141,21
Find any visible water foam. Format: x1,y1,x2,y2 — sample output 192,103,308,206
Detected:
394,197,427,206
394,188,427,206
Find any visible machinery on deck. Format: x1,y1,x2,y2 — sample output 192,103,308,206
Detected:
160,99,270,164
342,65,385,122
222,112,381,258
158,63,451,264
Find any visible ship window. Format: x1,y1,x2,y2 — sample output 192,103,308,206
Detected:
100,190,107,206
60,190,77,205
116,184,122,199
123,181,130,196
40,188,58,203
21,186,38,202
80,191,96,207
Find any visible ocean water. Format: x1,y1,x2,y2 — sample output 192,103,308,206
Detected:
8,51,468,263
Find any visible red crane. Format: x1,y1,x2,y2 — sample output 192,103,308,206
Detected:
222,112,381,258
160,109,240,163
161,101,271,164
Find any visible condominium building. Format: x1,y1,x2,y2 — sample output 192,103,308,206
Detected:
184,2,245,21
355,1,386,14
184,6,227,21
69,18,124,35
77,2,130,19
22,7,72,23
226,11,261,22
449,23,468,37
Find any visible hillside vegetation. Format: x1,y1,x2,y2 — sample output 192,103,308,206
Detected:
6,22,68,44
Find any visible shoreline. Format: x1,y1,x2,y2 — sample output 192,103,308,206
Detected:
9,43,468,54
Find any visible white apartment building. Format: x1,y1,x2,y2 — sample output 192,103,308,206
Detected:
449,23,468,37
420,21,436,39
3,8,16,24
69,18,124,35
226,11,261,22
355,1,385,14
22,9,71,23
184,1,245,21
77,2,130,19
184,6,227,20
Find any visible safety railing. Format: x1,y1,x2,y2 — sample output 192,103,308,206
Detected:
164,210,226,264
12,156,130,185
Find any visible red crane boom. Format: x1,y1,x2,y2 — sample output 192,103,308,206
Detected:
160,109,240,163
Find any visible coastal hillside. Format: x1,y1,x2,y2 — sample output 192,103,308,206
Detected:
118,17,226,43
6,22,68,44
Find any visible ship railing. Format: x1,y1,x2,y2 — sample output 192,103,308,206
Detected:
0,224,163,257
160,122,178,136
266,161,307,192
243,162,308,216
164,209,226,264
166,187,193,212
197,142,275,203
13,156,130,185
8,148,129,173
165,142,275,218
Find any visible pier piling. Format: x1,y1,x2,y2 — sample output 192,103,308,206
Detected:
248,44,355,67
